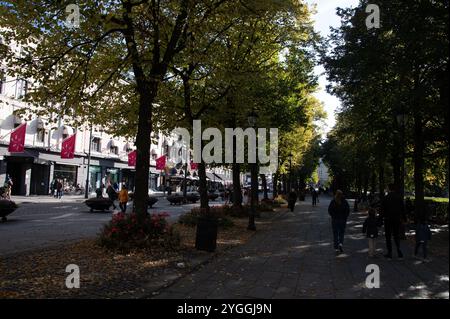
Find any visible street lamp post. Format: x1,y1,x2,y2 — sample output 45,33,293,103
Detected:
84,126,93,199
288,152,293,192
396,113,406,199
247,110,258,231
183,147,188,201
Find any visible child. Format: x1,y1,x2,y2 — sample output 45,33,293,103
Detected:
118,185,129,213
414,215,432,262
362,208,379,257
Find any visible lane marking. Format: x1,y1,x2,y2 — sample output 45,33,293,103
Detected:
50,213,76,219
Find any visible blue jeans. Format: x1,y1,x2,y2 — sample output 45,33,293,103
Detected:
332,218,347,249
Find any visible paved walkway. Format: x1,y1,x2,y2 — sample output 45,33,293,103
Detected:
153,197,449,299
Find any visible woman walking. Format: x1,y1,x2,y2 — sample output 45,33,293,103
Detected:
328,190,350,254
118,185,129,213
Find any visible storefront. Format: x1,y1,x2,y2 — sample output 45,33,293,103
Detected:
89,165,102,192
4,155,34,195
30,162,50,195
53,164,78,190
105,167,119,187
121,168,135,191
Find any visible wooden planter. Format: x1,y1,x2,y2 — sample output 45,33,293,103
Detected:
148,196,158,208
208,193,219,201
85,198,113,212
167,195,184,205
186,193,200,203
0,199,18,222
195,216,218,252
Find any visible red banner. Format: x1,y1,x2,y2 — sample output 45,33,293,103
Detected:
8,122,27,153
61,134,76,159
156,155,166,170
190,161,198,170
128,150,137,167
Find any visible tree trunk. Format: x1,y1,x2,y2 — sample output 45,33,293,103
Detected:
198,161,209,211
232,163,242,207
370,169,377,196
391,125,402,194
413,112,425,219
251,163,259,206
273,172,278,199
261,174,268,199
134,88,155,223
378,160,385,198
363,172,369,200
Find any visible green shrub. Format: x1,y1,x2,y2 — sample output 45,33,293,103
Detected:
406,198,449,225
227,205,249,218
98,212,180,252
424,199,449,224
178,206,235,228
258,202,274,212
273,196,288,206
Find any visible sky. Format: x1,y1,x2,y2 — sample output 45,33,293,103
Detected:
305,0,360,134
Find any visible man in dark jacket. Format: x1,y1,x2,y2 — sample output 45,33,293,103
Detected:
106,184,118,209
328,190,350,254
312,188,318,206
380,183,406,259
288,189,297,212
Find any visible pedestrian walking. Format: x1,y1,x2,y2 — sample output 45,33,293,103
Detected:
414,215,432,262
224,188,230,204
4,174,13,199
312,188,318,206
362,207,380,258
288,189,297,212
118,185,129,213
380,183,406,260
56,179,63,199
106,184,118,209
52,179,58,198
328,190,350,254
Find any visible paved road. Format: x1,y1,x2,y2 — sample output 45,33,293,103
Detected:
0,196,227,256
154,197,449,299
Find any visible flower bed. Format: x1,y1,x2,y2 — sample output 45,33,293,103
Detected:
98,212,179,252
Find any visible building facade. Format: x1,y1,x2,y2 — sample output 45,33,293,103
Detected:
0,39,234,196
317,158,329,187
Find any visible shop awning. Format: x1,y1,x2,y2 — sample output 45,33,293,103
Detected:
214,172,232,182
206,172,223,182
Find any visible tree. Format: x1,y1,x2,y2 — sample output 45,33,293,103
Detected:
322,0,449,209
0,0,218,222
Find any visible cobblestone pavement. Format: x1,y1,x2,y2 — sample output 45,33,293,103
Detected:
152,197,449,299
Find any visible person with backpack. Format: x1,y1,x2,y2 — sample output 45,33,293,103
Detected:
362,207,380,258
328,190,350,254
